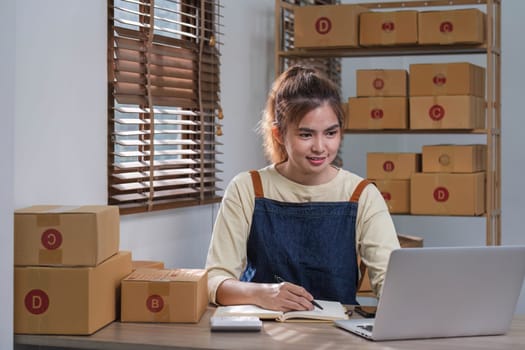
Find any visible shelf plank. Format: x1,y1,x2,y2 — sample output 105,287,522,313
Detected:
392,214,487,218
278,44,489,58
356,0,489,9
344,129,489,134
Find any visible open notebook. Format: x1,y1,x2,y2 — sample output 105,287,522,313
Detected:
213,300,348,322
335,246,525,341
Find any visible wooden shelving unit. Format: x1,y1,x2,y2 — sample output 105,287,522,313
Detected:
275,0,501,245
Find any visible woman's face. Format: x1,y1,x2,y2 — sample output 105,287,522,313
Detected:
280,103,341,185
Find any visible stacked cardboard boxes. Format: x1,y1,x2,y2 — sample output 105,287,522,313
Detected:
292,5,485,49
13,205,132,335
358,7,484,47
347,69,408,130
367,153,421,214
411,145,486,215
409,62,486,129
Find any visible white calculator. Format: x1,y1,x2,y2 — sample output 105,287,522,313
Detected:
210,316,262,332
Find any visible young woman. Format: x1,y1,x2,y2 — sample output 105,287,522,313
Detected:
205,65,399,311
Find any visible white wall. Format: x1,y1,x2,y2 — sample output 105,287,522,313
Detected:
499,0,525,313
4,1,525,345
0,0,15,347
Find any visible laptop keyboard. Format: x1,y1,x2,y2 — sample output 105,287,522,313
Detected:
358,324,374,332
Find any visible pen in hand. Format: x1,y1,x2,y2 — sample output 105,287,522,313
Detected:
273,275,324,310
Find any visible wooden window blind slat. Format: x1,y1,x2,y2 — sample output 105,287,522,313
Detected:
114,130,219,137
115,138,218,146
114,130,202,136
113,168,199,180
114,118,216,127
112,158,219,170
112,175,219,192
111,184,218,203
114,149,219,157
115,106,209,115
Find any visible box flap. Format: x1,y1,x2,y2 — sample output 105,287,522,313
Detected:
15,205,118,215
124,268,206,283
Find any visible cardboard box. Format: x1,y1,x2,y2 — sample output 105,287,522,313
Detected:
15,205,120,267
132,260,165,271
14,251,132,335
422,144,487,173
294,4,368,48
410,172,485,216
347,97,408,129
418,9,485,45
409,95,485,130
356,69,408,97
358,233,422,294
397,234,424,248
367,152,421,180
121,268,207,323
409,62,485,97
359,10,418,46
372,179,410,214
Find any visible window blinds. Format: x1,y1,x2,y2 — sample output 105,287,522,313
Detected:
108,0,223,214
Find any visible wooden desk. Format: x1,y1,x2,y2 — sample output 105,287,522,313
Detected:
14,307,525,350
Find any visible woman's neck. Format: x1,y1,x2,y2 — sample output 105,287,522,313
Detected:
275,162,339,186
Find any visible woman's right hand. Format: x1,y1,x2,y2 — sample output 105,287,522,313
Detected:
258,281,315,311
216,278,315,312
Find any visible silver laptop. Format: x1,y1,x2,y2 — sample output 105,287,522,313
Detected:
335,246,525,341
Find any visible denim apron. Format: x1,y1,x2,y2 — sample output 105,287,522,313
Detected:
240,170,370,305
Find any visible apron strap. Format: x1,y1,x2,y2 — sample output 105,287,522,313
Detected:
352,179,377,292
250,173,372,201
350,179,371,202
249,170,264,198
